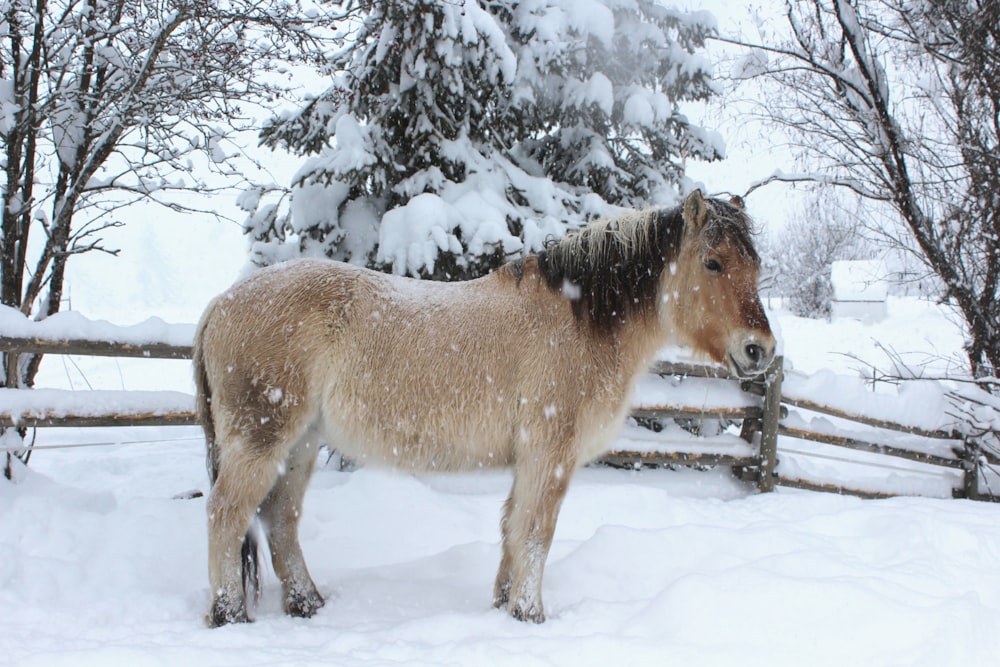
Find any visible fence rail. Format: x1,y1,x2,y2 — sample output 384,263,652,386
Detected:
0,411,196,429
2,332,996,501
0,335,192,360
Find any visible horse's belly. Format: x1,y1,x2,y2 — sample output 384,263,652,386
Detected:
320,404,516,472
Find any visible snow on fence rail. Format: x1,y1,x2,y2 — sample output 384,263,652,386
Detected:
0,307,196,428
0,388,195,428
1,311,996,501
774,371,1000,501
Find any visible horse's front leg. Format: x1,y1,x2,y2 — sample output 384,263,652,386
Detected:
494,451,573,623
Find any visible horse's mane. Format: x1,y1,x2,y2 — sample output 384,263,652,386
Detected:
509,197,758,334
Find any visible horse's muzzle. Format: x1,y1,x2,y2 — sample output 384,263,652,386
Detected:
728,333,776,378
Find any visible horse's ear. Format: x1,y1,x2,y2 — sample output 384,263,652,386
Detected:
729,195,745,209
683,190,708,230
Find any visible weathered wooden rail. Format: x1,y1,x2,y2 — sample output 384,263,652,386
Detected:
0,387,196,428
1,331,996,500
0,334,192,360
0,334,196,428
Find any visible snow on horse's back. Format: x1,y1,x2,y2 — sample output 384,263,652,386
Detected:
193,189,775,627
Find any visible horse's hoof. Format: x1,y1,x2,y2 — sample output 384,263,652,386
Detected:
206,597,250,627
509,603,545,624
492,588,510,610
285,589,325,618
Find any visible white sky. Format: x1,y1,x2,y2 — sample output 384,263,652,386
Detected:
679,0,806,234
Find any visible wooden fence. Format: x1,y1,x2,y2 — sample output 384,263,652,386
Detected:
2,332,997,501
0,332,194,428
611,358,999,501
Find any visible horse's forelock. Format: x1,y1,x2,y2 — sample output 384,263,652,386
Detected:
700,198,760,265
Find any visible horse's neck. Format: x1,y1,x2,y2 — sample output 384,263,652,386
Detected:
597,312,672,390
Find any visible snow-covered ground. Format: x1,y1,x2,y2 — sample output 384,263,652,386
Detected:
6,272,1000,665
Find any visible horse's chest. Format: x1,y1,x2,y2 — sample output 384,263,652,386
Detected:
577,399,632,463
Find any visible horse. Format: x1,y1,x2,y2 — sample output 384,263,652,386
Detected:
193,189,775,627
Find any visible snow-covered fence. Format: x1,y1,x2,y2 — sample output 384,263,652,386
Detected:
602,358,782,494
0,334,195,427
1,308,996,501
770,370,999,501
0,388,195,428
600,360,998,501
0,333,191,360
0,308,196,428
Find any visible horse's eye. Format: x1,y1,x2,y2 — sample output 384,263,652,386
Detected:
705,259,723,274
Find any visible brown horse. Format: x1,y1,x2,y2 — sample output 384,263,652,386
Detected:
194,190,775,627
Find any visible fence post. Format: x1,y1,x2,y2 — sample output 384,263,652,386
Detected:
757,356,783,493
962,439,981,501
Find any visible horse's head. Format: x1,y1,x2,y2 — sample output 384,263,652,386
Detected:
662,190,776,378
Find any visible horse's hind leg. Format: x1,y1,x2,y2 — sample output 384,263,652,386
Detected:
493,451,573,623
258,432,325,618
206,441,282,626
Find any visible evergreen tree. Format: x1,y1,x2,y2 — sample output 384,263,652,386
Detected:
508,0,719,205
253,0,721,279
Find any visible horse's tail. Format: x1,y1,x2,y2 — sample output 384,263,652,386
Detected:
192,317,218,484
194,308,262,613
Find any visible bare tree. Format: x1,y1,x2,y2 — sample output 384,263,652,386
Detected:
1,0,336,476
726,0,1000,383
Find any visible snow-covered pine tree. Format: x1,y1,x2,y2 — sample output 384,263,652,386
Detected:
254,0,721,279
507,0,720,206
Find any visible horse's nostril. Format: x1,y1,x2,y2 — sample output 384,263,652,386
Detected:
746,343,761,364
